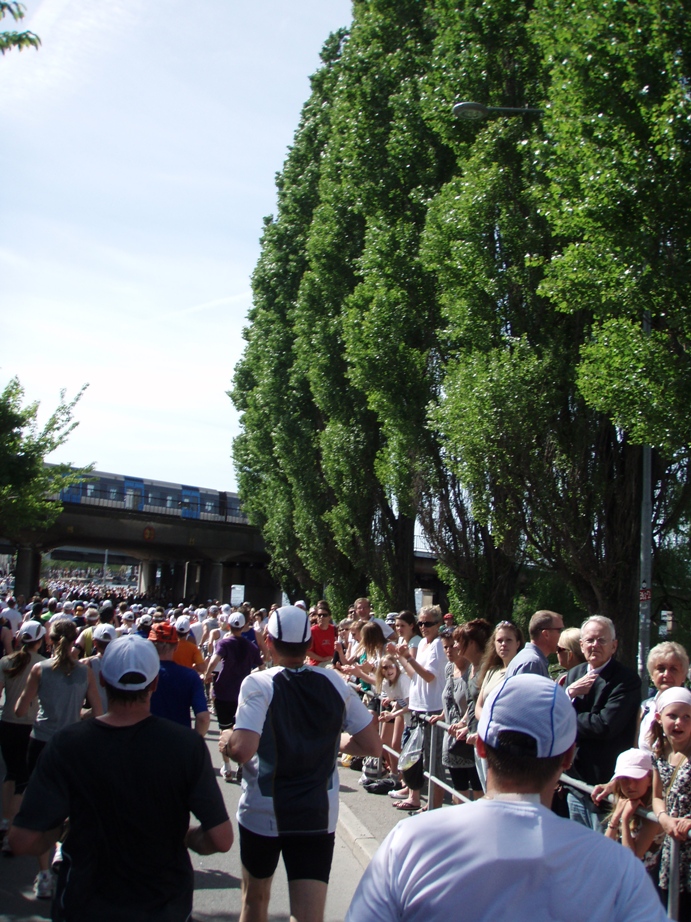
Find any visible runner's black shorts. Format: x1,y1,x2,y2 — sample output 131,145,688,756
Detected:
214,699,238,731
239,824,335,883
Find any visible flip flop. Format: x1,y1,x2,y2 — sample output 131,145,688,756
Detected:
393,800,420,811
388,789,410,800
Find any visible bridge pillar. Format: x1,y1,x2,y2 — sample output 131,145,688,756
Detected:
173,562,186,602
199,561,223,604
160,562,173,599
14,546,42,600
138,560,157,596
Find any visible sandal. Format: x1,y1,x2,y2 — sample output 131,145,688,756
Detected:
393,800,420,811
388,788,410,800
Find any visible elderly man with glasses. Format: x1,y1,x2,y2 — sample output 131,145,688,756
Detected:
564,615,641,830
388,605,447,813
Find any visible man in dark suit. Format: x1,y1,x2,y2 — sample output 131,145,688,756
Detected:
564,615,641,830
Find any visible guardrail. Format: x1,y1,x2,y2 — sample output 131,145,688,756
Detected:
379,715,681,919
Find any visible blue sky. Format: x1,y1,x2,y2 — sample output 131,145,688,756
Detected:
1,0,352,492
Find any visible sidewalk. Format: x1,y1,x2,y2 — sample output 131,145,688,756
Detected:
336,762,428,869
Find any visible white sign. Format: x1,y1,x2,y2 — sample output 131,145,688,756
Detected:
230,585,244,607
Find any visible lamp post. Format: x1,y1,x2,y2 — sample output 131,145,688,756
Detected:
453,101,543,120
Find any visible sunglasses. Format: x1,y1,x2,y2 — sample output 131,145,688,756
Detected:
418,620,438,627
556,646,569,654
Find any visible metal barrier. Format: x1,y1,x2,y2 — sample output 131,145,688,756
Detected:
380,717,682,919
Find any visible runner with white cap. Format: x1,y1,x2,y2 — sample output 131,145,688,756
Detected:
9,634,232,920
220,605,381,922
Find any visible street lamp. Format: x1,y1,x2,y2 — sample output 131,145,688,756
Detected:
453,101,543,120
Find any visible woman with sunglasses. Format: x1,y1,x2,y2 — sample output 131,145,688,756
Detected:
389,605,447,813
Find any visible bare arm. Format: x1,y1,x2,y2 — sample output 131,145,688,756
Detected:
8,823,63,856
340,715,383,758
203,653,221,682
254,628,269,662
85,665,103,717
185,819,233,855
221,727,260,765
398,642,436,684
194,710,210,737
620,800,661,858
1,627,12,657
14,663,41,719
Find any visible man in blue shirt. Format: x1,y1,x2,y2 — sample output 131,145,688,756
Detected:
149,622,210,736
504,609,564,679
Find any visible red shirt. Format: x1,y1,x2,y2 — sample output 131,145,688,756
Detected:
308,622,336,666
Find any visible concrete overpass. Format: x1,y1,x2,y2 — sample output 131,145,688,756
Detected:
3,470,444,608
5,471,276,605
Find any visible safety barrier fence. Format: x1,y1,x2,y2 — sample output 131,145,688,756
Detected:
377,715,682,920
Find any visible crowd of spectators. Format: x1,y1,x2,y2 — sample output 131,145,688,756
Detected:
0,584,690,919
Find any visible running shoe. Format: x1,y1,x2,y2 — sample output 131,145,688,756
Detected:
34,870,56,900
220,764,232,783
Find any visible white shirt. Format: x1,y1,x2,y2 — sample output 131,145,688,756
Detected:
234,666,372,837
408,636,445,713
346,797,668,922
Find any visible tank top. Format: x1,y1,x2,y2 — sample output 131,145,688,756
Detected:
32,658,89,741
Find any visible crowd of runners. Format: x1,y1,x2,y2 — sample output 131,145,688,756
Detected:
0,587,688,920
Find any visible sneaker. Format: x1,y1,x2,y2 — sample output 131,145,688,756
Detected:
34,869,55,900
220,764,232,783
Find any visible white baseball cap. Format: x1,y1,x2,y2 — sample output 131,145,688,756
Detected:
229,613,246,629
479,673,576,758
268,606,311,644
18,621,46,643
93,623,117,644
101,634,160,691
175,616,191,634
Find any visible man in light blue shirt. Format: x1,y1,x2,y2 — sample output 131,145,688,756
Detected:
504,609,564,678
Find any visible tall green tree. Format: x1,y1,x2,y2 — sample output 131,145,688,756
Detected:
232,31,363,608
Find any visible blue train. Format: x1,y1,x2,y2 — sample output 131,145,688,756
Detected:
59,470,246,523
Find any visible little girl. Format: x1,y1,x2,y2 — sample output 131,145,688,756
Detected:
375,655,410,784
652,686,691,919
605,748,663,875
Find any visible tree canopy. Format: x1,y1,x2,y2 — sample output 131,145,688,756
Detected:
0,2,40,54
232,0,691,653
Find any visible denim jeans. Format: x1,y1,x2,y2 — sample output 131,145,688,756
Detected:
567,789,605,833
